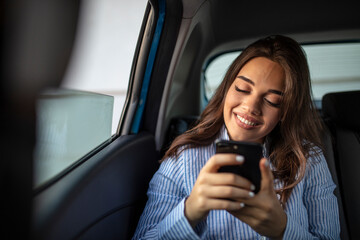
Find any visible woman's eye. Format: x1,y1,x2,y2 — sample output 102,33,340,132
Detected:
235,85,250,93
264,98,281,108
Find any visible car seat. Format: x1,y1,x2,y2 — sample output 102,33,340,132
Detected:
322,90,360,240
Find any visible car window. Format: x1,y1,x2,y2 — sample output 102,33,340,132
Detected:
34,0,147,188
204,42,360,106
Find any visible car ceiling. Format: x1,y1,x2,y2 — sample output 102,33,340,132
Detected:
178,0,360,57
183,0,360,41
210,0,359,41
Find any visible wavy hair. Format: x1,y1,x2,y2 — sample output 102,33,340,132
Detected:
163,35,324,204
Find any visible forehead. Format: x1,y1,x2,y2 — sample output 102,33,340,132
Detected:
237,57,285,89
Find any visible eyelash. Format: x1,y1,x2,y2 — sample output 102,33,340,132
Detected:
235,85,281,108
235,85,249,93
264,99,281,108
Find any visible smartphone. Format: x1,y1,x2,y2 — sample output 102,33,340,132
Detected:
216,140,263,193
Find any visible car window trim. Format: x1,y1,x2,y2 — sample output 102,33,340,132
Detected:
130,0,166,134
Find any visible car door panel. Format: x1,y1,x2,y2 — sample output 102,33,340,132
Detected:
33,133,159,240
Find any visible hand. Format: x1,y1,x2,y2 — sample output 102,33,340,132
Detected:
229,158,287,239
185,153,255,228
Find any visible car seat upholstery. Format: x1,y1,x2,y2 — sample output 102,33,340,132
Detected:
322,90,360,240
321,127,349,240
163,116,199,153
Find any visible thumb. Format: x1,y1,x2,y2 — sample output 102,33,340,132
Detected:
259,158,274,192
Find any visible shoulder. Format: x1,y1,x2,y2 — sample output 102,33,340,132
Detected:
303,146,335,188
306,145,327,169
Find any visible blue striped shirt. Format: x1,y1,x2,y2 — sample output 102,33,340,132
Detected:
132,126,340,239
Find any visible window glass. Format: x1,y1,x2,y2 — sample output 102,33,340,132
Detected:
34,0,147,188
35,89,113,186
62,0,147,134
204,42,360,103
303,43,360,100
204,52,240,100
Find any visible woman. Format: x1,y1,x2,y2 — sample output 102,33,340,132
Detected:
132,35,340,239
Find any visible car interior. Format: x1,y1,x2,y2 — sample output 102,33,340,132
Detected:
1,0,359,239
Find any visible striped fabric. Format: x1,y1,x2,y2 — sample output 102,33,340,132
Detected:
132,126,340,239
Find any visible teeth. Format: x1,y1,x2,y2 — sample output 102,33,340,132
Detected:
237,115,256,126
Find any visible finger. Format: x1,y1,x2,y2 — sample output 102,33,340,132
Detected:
203,172,254,191
233,203,263,215
229,207,262,229
259,158,274,192
202,153,244,173
201,185,255,200
229,204,264,219
204,198,245,211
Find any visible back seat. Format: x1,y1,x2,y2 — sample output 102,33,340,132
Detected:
322,126,349,239
322,90,360,240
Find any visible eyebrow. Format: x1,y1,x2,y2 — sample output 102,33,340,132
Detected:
237,75,284,96
237,76,254,85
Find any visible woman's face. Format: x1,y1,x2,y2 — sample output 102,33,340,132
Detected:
223,57,285,143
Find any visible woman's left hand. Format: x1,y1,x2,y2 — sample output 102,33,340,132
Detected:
228,158,287,239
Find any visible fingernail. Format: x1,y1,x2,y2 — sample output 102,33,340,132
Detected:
249,192,255,197
236,155,244,162
250,184,255,191
240,202,245,208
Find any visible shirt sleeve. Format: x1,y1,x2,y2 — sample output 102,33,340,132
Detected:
132,155,207,239
282,152,341,239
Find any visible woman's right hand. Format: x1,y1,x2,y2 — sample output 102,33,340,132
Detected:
184,153,255,228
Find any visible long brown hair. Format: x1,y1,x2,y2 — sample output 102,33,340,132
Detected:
163,35,323,204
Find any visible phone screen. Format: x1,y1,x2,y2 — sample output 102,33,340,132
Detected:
216,140,263,193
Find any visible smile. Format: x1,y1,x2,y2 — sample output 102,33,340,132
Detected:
236,114,258,126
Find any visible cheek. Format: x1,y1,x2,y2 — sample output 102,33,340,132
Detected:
223,92,237,122
224,91,239,109
223,97,231,120
223,93,232,111
264,109,281,128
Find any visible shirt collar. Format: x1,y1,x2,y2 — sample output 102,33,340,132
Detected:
218,125,230,141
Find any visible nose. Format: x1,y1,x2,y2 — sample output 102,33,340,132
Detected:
241,95,261,116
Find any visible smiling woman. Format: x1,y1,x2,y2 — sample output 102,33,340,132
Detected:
223,57,285,143
133,35,339,239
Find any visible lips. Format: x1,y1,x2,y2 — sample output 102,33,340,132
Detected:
235,113,261,128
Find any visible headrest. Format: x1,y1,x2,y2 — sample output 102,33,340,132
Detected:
322,91,360,130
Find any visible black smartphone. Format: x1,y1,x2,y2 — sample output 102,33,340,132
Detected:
216,140,263,193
